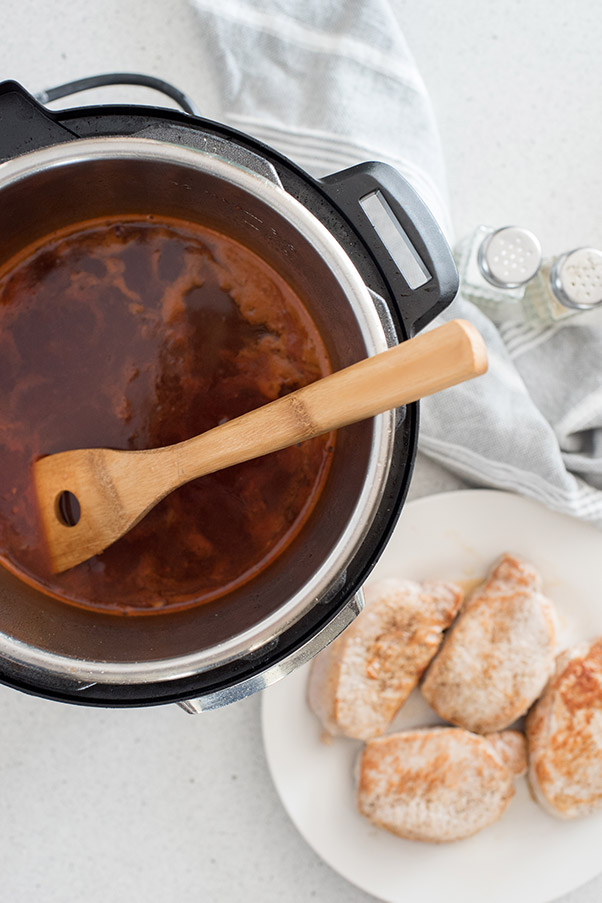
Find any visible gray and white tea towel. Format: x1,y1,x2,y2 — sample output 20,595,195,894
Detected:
190,0,602,528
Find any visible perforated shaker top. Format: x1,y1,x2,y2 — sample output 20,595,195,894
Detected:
550,248,602,309
478,226,542,288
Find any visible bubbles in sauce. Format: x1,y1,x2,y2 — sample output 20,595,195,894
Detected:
0,216,334,614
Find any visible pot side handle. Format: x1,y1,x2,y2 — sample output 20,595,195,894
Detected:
0,81,79,163
0,74,200,165
320,162,458,335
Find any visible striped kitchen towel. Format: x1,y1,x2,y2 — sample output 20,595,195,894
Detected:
190,0,602,528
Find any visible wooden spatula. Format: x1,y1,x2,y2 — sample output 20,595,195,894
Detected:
33,318,488,574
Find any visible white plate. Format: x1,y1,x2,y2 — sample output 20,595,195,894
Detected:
261,490,602,903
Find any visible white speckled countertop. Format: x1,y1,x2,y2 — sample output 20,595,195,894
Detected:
0,1,600,901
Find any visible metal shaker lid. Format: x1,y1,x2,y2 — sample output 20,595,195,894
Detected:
478,226,542,288
550,248,602,310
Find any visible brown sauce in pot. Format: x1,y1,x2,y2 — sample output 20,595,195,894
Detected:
0,216,334,614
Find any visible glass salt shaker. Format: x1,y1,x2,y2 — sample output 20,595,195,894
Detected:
454,225,542,323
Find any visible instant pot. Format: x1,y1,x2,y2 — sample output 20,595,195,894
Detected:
0,76,458,710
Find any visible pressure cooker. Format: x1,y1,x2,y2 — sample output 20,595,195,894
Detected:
0,75,458,711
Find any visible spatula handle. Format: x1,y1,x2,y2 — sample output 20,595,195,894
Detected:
163,319,487,487
285,317,486,433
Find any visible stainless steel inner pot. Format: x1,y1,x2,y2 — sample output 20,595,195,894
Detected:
0,138,396,697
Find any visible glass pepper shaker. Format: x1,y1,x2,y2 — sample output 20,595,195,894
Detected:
522,248,602,326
